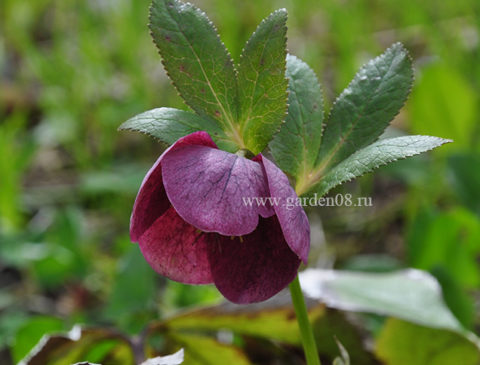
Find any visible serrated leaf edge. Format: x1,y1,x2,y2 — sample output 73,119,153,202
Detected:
118,107,238,151
237,8,289,152
309,135,452,197
315,42,414,172
269,53,324,178
118,108,210,144
148,0,239,133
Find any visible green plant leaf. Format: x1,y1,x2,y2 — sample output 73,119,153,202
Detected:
156,298,324,345
407,207,480,328
18,327,135,365
376,319,480,365
148,297,374,364
119,107,236,152
168,333,250,365
299,269,474,339
308,135,451,196
407,207,480,289
13,316,66,363
432,267,476,330
316,43,413,171
269,54,324,178
237,9,288,154
149,0,238,133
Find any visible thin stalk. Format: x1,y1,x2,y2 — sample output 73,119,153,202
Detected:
289,275,321,365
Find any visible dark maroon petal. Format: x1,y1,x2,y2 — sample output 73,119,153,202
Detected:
130,131,218,242
130,156,169,242
162,146,274,236
208,216,301,304
260,156,310,264
138,206,214,284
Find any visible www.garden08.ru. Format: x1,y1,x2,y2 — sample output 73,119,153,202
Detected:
243,193,373,210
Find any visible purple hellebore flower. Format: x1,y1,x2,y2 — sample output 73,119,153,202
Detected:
130,131,310,304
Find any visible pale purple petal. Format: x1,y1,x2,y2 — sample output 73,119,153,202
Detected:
138,206,214,284
208,216,301,304
162,146,274,236
260,156,310,264
130,131,218,242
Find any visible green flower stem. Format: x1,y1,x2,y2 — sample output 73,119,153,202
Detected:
289,275,321,365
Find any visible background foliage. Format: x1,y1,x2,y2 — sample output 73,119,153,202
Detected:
0,0,479,363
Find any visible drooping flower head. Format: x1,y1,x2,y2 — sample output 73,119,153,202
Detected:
130,131,310,304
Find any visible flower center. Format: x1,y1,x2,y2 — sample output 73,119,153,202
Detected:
235,148,255,159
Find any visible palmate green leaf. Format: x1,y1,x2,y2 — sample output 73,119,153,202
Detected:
149,0,238,133
119,107,237,151
237,9,288,154
269,54,324,178
316,43,413,171
309,135,451,196
376,319,480,365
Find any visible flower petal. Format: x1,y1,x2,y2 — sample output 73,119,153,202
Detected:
260,156,310,264
130,156,169,242
208,216,301,304
162,145,274,236
130,131,218,242
138,206,214,284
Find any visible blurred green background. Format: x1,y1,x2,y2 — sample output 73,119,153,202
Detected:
0,0,479,364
